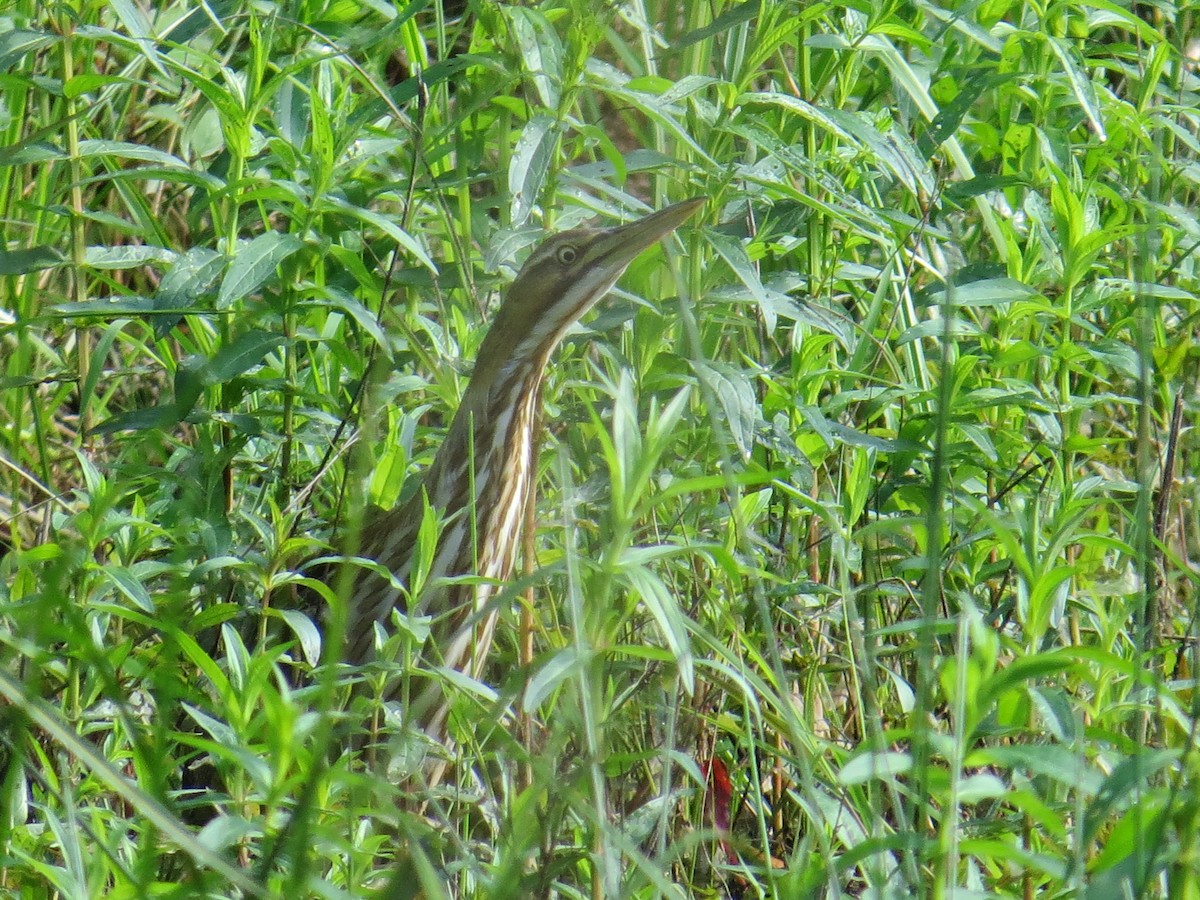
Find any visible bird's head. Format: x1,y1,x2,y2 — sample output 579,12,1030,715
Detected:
477,197,705,375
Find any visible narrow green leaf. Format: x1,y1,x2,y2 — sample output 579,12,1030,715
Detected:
673,0,760,49
695,360,757,458
1083,750,1179,844
79,318,128,434
324,197,436,272
706,229,774,330
622,563,694,694
173,355,206,418
78,139,191,168
85,245,176,269
100,566,156,613
1044,33,1106,140
106,0,153,44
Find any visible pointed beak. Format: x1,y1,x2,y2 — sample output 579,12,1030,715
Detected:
595,197,705,272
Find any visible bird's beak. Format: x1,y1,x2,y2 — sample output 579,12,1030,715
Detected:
597,197,705,270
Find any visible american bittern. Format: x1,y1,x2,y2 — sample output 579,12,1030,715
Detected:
338,197,703,738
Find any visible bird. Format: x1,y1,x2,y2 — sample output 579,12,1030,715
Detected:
333,197,704,742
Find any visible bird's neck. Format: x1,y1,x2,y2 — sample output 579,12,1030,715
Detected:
424,349,551,541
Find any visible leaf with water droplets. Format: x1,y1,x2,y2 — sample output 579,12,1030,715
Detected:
509,115,557,226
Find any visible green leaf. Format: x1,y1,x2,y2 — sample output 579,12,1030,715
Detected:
673,0,760,49
920,278,1038,308
201,329,285,385
79,318,129,434
319,287,390,352
706,230,775,330
64,73,130,99
509,115,557,226
695,361,756,459
0,29,58,72
153,246,224,336
173,354,207,419
0,244,63,275
838,751,912,785
597,70,714,165
78,139,190,169
92,403,184,434
523,647,580,712
919,73,1012,159
217,232,303,308
274,608,322,667
622,562,694,694
100,566,155,613
323,196,436,272
106,0,153,44
1083,751,1179,844
84,245,176,269
1043,33,1106,141
505,8,562,108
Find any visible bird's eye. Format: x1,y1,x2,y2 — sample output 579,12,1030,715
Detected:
556,245,578,265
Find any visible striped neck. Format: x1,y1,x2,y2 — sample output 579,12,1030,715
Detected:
421,349,551,578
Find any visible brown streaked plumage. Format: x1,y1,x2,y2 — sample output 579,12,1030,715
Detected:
340,198,704,738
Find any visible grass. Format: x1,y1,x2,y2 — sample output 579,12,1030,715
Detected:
1,0,1199,897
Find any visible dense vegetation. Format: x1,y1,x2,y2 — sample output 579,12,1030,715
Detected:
1,0,1198,896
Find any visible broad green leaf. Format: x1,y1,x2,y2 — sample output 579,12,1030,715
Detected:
838,751,912,785
957,774,1008,803
63,73,130,99
919,277,1038,308
523,647,580,712
275,608,322,667
0,244,62,275
92,403,185,434
153,246,224,337
0,29,57,72
695,360,756,459
201,329,285,385
217,232,303,308
319,287,390,352
509,115,557,226
505,8,562,108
